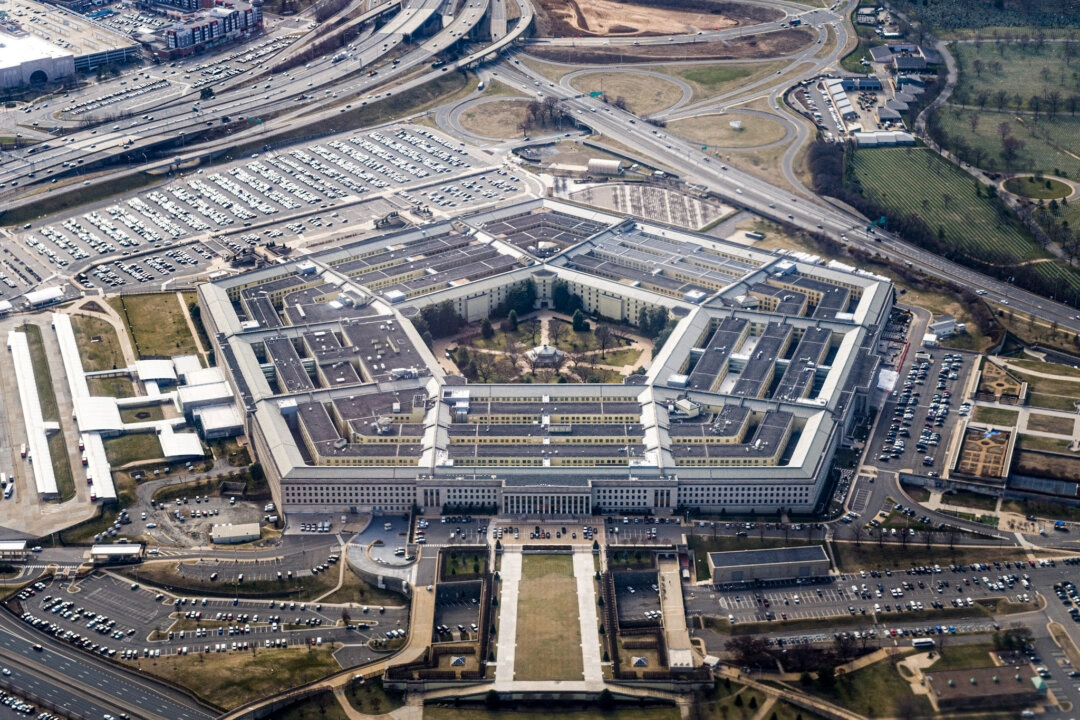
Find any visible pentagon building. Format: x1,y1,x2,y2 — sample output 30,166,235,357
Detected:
199,198,892,518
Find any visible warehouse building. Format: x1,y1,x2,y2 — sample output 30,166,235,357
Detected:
210,523,261,544
706,546,830,584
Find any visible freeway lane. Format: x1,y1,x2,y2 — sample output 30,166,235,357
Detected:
0,606,215,720
0,651,118,720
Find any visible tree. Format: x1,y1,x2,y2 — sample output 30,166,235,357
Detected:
341,608,351,626
572,309,589,332
594,324,614,357
548,318,565,348
481,317,494,340
968,112,979,133
997,121,1011,140
1001,135,1026,168
200,87,215,100
725,635,772,668
484,690,501,710
507,309,518,332
817,665,837,692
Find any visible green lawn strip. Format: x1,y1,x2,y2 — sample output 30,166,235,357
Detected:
515,554,583,681
69,314,128,372
970,406,1019,426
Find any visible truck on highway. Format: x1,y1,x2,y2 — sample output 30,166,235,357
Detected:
332,52,347,63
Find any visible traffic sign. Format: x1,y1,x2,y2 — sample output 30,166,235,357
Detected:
589,91,603,98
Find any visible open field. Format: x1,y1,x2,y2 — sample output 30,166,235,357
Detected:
1008,367,1080,397
1026,412,1074,434
716,130,798,194
70,314,127,372
1002,497,1080,522
941,489,999,511
1016,433,1074,452
970,406,1019,425
935,106,1080,179
952,41,1080,112
810,651,934,718
22,325,58,420
1027,392,1080,412
928,642,996,671
1010,359,1080,377
87,376,135,398
526,30,814,64
120,405,165,424
131,645,340,711
103,433,163,466
568,72,683,115
1004,176,1072,199
515,554,583,681
109,294,199,359
1013,447,1080,479
851,147,1048,266
672,62,786,101
459,100,531,139
832,542,1038,572
667,113,787,148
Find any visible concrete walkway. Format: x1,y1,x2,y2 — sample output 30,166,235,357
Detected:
494,547,522,685
572,547,603,683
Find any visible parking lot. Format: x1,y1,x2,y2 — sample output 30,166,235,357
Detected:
692,556,1071,627
433,580,482,643
10,570,407,662
613,571,663,626
871,348,976,477
4,124,528,300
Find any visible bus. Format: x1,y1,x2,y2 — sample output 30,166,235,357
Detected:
912,638,936,650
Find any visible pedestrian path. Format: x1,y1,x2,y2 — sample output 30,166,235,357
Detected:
572,547,603,683
494,547,522,685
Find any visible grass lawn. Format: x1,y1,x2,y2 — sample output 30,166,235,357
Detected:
459,99,532,139
671,62,786,102
131,645,341,711
426,710,678,720
1009,359,1080,378
941,489,999,511
691,685,769,720
1004,176,1072,200
441,550,488,581
1016,434,1074,453
109,294,199,359
515,55,570,83
120,405,166,424
1001,498,1080,523
850,147,1052,270
274,689,349,720
181,291,212,356
515,554,583,681
935,106,1080,182
929,642,996,671
319,567,403,607
970,406,1019,426
667,113,787,149
48,432,75,502
1009,368,1080,398
1026,412,1075,434
87,376,136,398
1027,392,1080,412
22,325,58,420
1049,622,1080,669
70,314,128,372
832,542,1035,572
817,652,934,718
594,347,642,367
121,559,360,601
343,678,404,716
103,433,163,466
951,42,1080,123
567,72,683,115
902,485,932,503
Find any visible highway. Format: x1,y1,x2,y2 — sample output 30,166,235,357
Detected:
0,605,215,720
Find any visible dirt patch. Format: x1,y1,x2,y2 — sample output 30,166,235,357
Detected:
1014,449,1080,480
568,72,683,115
955,426,1010,479
532,0,781,38
459,99,531,139
526,29,813,63
81,301,106,313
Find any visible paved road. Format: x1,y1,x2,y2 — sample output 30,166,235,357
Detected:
0,603,215,720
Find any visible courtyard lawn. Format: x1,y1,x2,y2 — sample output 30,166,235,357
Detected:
87,376,136,399
109,294,200,359
970,406,1019,426
515,554,583,681
70,314,128,372
103,434,163,466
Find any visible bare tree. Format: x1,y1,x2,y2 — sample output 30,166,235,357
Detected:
548,318,565,348
594,324,614,358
